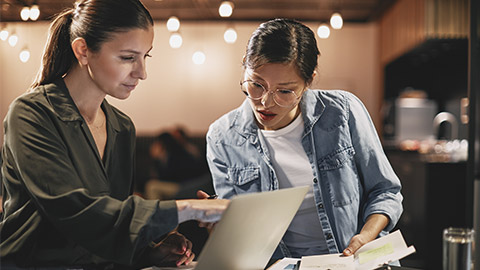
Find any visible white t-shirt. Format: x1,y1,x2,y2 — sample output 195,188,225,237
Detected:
260,114,328,256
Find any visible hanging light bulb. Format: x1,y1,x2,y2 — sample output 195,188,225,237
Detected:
0,29,9,41
223,28,237,44
330,12,343,30
166,16,180,32
169,33,182,48
29,5,40,21
218,1,234,18
8,33,18,47
192,51,206,65
317,24,330,39
19,48,31,63
20,6,30,21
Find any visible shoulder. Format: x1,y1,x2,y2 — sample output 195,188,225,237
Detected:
310,89,357,106
309,89,365,115
6,85,50,122
207,102,247,144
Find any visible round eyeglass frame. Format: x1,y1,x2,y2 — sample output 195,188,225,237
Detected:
240,80,304,107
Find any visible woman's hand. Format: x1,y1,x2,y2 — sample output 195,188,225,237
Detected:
196,190,219,230
143,231,195,267
342,214,389,256
176,193,229,224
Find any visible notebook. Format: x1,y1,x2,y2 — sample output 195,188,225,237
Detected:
153,186,309,270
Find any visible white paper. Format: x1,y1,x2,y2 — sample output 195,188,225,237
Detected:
293,230,415,270
354,230,416,270
300,254,354,270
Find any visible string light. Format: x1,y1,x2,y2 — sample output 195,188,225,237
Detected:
20,6,30,21
166,16,180,32
317,24,330,39
330,12,343,29
19,48,31,63
29,4,40,21
223,28,237,44
8,33,18,47
192,51,206,65
218,1,234,18
169,33,182,48
0,29,9,41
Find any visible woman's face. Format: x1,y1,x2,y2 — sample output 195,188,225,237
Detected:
244,62,307,130
85,26,154,100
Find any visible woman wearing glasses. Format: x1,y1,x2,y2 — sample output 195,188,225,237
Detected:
206,18,403,260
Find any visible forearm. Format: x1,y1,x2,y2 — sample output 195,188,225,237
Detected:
359,213,390,240
343,213,390,255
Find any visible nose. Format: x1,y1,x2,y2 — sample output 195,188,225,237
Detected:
261,91,275,108
133,59,147,80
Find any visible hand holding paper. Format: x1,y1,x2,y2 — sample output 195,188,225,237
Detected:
270,230,415,270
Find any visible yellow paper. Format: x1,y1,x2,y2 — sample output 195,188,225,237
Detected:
358,243,394,264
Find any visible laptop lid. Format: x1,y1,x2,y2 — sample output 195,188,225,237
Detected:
193,186,309,270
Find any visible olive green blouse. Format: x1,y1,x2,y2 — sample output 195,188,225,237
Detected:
0,79,178,267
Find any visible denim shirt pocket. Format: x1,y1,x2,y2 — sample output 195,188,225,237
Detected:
227,166,262,194
317,146,359,207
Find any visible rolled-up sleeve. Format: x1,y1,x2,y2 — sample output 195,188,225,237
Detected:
346,93,403,231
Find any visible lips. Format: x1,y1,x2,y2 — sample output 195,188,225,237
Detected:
123,83,138,91
257,109,276,121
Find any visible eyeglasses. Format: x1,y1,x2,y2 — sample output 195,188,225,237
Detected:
240,80,303,107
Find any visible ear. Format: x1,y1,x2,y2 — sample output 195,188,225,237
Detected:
71,37,89,66
307,70,317,87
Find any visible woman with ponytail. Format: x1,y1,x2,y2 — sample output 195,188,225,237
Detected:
0,0,228,269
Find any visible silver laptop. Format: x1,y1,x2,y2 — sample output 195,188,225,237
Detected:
153,186,308,270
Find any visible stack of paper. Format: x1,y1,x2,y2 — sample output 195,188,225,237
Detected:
269,230,415,270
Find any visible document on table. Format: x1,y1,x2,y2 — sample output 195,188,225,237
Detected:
270,230,415,270
353,230,415,270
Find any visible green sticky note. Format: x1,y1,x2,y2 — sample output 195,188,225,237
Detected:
358,243,395,264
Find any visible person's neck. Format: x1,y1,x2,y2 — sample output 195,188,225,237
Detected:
64,66,106,123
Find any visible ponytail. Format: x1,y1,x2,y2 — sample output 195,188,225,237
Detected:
30,9,75,90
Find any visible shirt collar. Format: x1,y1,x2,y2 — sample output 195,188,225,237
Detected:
44,78,121,132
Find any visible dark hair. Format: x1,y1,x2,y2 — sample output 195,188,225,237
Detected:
31,0,153,89
243,18,320,84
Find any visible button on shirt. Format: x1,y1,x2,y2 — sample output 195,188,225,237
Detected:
206,89,403,257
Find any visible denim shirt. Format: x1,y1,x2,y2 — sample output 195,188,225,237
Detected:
206,89,403,257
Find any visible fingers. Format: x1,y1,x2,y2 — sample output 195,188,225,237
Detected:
197,190,210,199
175,239,194,266
163,232,189,254
148,232,195,267
343,234,366,256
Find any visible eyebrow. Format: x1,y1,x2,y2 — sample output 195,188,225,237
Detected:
120,46,153,54
250,75,299,86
